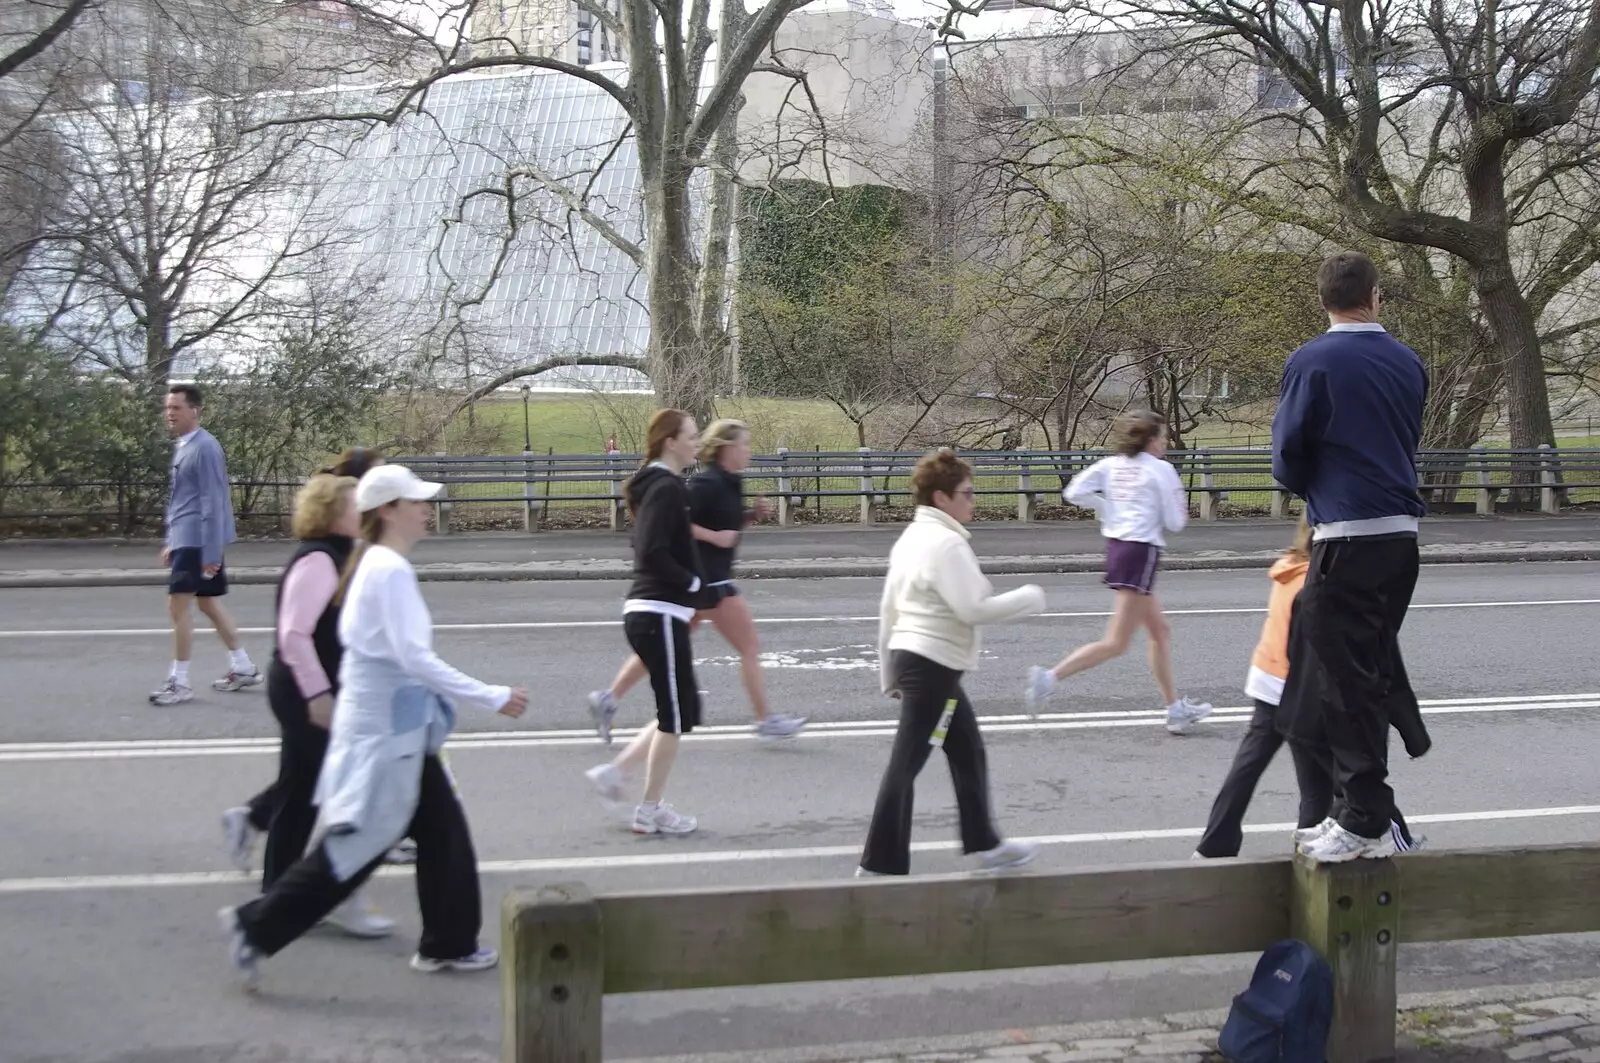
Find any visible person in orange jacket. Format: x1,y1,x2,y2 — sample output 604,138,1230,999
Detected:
1194,517,1421,859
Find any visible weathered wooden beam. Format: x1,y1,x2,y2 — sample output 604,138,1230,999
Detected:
1291,855,1399,1063
596,860,1291,993
1401,846,1600,942
502,884,603,1063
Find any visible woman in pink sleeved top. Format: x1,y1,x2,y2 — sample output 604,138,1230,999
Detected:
220,471,393,937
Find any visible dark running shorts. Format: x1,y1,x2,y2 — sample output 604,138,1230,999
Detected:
168,547,229,597
1103,538,1160,595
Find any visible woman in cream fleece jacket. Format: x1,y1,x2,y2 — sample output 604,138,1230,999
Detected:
857,449,1046,877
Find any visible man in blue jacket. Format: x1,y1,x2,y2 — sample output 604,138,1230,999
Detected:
150,384,259,706
1271,251,1428,862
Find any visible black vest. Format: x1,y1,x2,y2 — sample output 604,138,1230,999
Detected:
270,535,355,699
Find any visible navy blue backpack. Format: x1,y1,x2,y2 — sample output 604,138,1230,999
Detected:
1218,939,1333,1063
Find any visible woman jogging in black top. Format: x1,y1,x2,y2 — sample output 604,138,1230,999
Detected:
586,419,805,744
584,409,706,835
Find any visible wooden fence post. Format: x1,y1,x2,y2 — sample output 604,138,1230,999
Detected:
607,449,624,532
1540,443,1560,515
776,447,794,527
1017,451,1036,523
501,883,603,1063
1197,450,1217,521
858,447,875,525
1290,855,1399,1063
434,452,451,535
1473,446,1495,516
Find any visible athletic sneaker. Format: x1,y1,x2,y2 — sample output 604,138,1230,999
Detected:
1024,666,1056,715
410,947,498,973
587,690,619,746
149,679,194,706
585,763,625,804
220,806,256,873
1299,822,1398,863
1293,818,1337,846
1165,697,1214,734
632,802,697,835
755,714,807,741
855,866,891,878
218,906,261,989
213,668,264,692
322,892,396,938
384,839,418,865
976,839,1037,872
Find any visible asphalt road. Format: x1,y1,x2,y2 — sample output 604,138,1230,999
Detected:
3,512,1599,572
4,562,1600,1062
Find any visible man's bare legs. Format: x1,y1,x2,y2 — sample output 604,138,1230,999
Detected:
169,593,197,666
195,595,244,652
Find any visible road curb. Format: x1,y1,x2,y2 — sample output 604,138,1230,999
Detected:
0,544,1596,588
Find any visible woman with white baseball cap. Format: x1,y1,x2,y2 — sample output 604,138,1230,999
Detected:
221,464,529,987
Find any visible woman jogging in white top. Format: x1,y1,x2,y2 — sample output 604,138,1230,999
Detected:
1024,411,1213,734
858,449,1045,877
220,464,529,987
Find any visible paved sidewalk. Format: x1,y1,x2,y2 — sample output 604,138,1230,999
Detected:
1,515,1598,587
618,980,1600,1063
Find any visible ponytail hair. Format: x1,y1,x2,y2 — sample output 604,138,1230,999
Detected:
624,408,690,516
335,507,388,605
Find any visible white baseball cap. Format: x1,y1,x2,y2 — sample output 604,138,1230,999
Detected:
355,464,444,512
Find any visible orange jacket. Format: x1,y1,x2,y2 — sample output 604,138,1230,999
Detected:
1251,554,1309,680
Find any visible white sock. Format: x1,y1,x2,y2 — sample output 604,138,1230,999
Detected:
230,649,253,673
640,800,660,811
171,661,190,687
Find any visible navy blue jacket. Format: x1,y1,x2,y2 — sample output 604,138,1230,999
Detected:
1271,326,1428,526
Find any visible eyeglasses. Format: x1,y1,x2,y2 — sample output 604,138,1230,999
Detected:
955,487,976,499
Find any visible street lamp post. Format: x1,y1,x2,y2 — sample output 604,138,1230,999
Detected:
520,384,532,452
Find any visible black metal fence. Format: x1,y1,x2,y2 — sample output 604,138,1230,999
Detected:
6,446,1597,533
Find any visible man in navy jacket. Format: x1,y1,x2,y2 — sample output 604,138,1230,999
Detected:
1271,251,1428,862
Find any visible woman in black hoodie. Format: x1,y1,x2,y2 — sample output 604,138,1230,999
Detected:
585,419,805,742
584,409,705,835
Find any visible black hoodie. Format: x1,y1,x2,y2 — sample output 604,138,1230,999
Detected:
686,461,749,585
625,462,704,609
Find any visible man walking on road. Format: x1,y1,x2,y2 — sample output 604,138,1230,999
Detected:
1271,251,1428,863
150,384,259,706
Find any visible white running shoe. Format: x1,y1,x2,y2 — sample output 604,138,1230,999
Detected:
1293,818,1337,846
632,802,697,835
1299,822,1398,863
587,690,619,746
410,947,498,973
855,866,891,878
1024,666,1056,715
1165,697,1214,734
755,714,807,741
218,906,261,990
322,891,396,938
585,763,625,804
977,839,1037,872
149,679,194,706
220,806,256,873
213,668,263,692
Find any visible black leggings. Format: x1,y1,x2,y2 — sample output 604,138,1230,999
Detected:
246,664,329,887
236,755,481,960
859,651,1002,875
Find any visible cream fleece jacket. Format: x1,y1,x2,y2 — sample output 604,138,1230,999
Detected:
878,506,1046,693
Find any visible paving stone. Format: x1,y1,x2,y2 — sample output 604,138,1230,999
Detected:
986,1047,1064,1057
1552,1052,1600,1063
1508,1038,1577,1061
1530,1000,1600,1015
1045,1051,1131,1063
1131,1044,1210,1057
1483,1005,1517,1016
909,1055,979,1062
1518,1015,1551,1023
1071,1042,1139,1052
1577,1027,1600,1044
1435,1019,1502,1037
1518,1018,1590,1038
1144,1031,1218,1044
1462,1033,1512,1049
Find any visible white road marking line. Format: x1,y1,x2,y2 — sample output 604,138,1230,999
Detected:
2,694,1594,762
2,598,1598,638
4,803,1598,894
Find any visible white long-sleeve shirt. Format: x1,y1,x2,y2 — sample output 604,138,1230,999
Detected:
878,506,1045,692
339,544,511,710
1064,452,1189,547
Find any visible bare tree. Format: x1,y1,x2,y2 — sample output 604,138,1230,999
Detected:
945,0,1600,450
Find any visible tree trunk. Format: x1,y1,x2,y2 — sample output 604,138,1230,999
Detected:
645,158,715,425
1474,260,1554,449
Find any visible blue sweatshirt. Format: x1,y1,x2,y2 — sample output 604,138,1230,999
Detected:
1271,324,1428,535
